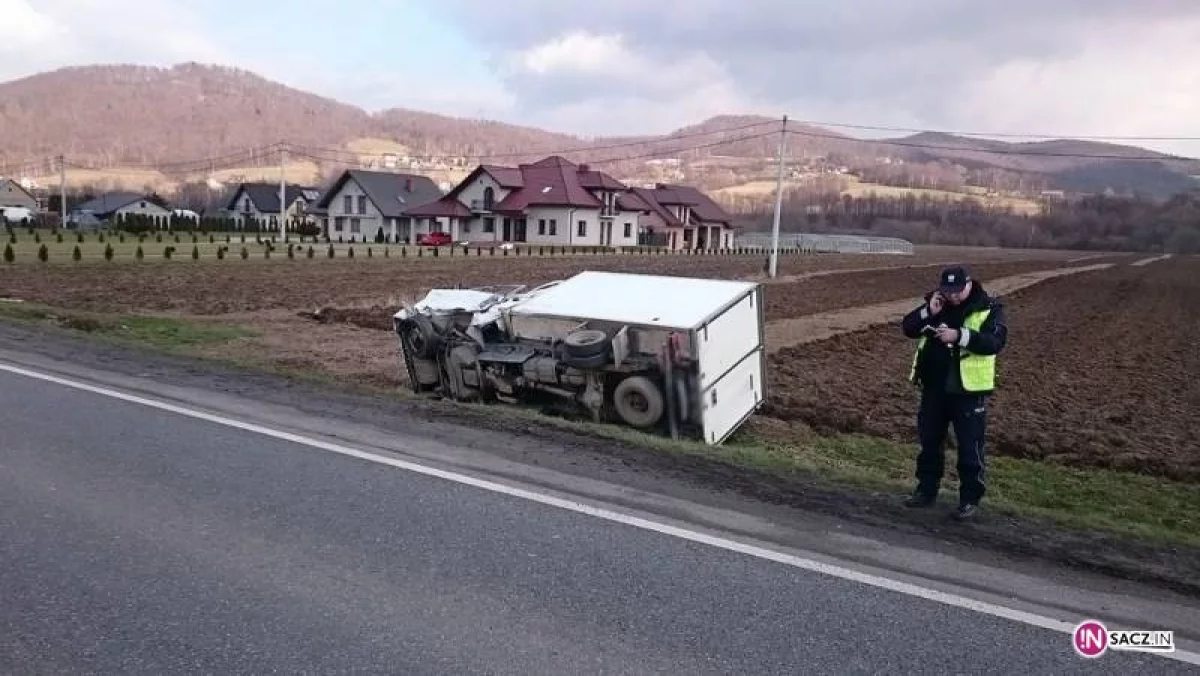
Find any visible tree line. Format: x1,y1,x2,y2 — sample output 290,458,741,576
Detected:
737,190,1200,253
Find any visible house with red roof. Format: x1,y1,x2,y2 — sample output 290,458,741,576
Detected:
404,156,637,247
619,184,736,251
402,155,735,250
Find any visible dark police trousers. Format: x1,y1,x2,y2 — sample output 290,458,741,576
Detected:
916,389,988,505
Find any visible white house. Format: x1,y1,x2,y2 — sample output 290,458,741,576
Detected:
404,156,735,249
312,170,444,242
68,192,172,227
223,182,321,228
404,156,642,247
619,184,736,251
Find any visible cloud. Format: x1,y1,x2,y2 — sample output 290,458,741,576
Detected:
0,0,231,82
433,0,1200,155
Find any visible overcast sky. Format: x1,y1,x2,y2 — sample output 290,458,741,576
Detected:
4,0,1199,156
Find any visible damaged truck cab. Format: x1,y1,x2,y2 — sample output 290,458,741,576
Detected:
394,271,766,444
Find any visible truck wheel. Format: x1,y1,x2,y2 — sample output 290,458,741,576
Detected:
400,315,440,359
563,329,608,358
612,376,664,429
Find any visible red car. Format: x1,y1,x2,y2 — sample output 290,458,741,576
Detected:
417,231,453,246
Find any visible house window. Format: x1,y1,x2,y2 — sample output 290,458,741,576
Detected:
538,219,546,235
577,220,587,237
623,222,632,237
549,219,557,235
334,217,345,232
343,195,352,213
463,220,471,233
484,217,495,233
357,196,367,215
350,218,361,233
483,187,494,210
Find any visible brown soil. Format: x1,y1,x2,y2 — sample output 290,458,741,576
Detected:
0,247,1098,316
764,262,1115,353
761,257,1200,482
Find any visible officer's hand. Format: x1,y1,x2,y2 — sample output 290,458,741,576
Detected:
935,327,959,344
928,292,944,315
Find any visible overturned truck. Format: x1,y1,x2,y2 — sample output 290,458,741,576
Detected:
394,271,766,444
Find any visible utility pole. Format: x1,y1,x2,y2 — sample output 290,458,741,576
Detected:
768,115,788,278
58,154,67,230
279,144,287,242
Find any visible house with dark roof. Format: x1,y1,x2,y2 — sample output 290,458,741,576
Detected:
1,179,38,211
1,179,39,223
313,170,444,242
68,192,172,228
404,156,639,247
224,182,321,228
620,184,735,251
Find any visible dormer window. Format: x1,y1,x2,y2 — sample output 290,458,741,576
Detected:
483,187,494,209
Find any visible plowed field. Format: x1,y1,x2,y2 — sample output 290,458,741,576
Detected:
0,247,1089,316
761,255,1133,320
761,256,1200,482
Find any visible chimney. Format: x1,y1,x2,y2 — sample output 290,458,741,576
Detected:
577,164,589,173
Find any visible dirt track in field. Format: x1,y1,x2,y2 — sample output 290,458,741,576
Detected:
764,262,1116,353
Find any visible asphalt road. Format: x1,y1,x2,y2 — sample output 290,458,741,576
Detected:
0,368,1184,674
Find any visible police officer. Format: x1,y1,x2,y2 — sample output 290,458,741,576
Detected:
901,265,1008,520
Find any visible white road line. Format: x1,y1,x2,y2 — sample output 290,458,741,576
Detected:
2,360,1197,666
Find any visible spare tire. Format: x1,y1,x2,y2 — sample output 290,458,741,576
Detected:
612,375,664,429
563,329,608,358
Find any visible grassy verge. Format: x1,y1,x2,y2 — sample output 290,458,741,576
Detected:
447,404,1200,549
742,432,1199,548
1,302,1195,551
0,301,252,351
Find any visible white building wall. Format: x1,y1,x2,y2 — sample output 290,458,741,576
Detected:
457,215,501,243
327,178,385,242
523,206,607,246
612,216,640,247
115,201,171,218
455,173,512,210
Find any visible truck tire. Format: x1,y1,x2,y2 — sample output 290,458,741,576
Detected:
563,329,608,358
399,314,440,359
612,375,664,429
562,351,608,370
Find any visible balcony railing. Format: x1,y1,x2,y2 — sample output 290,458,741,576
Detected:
470,199,493,212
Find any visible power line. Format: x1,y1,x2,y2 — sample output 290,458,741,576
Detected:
285,131,782,174
22,113,1200,178
784,117,1200,143
283,118,779,163
49,120,777,175
782,128,1200,162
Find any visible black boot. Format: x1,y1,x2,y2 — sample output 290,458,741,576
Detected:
904,489,936,508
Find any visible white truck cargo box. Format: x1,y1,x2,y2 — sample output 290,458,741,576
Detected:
504,271,766,444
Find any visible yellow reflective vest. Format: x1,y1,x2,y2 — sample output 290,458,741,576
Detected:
909,307,996,392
